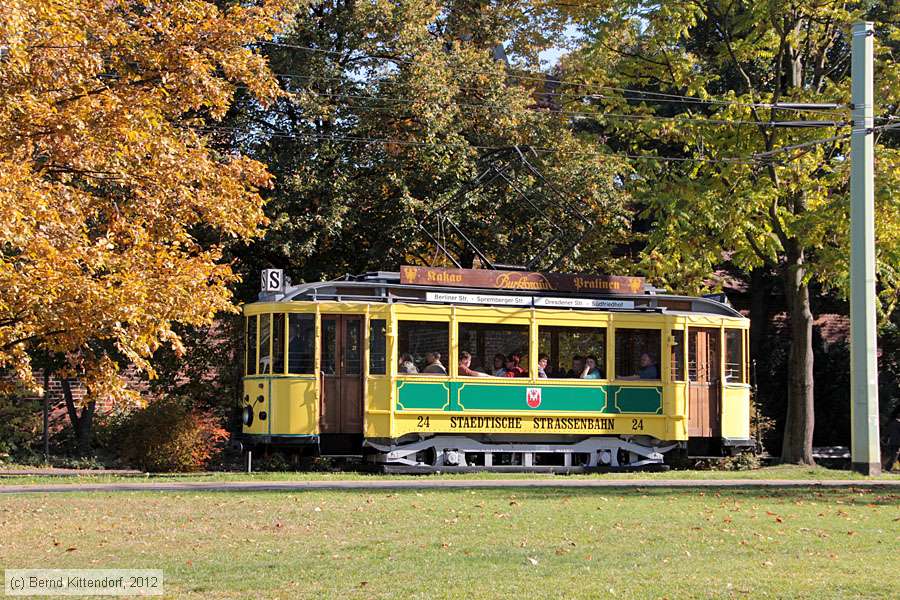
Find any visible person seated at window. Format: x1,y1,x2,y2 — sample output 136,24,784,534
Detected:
422,351,447,375
637,352,660,379
619,353,660,380
398,353,418,374
492,353,507,377
566,355,585,378
537,353,550,378
518,353,529,377
459,351,490,377
503,352,525,378
580,355,602,379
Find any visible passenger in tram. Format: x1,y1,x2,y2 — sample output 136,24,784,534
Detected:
566,355,585,378
492,353,507,377
537,353,550,378
619,352,660,380
459,351,490,377
422,351,447,375
503,352,526,378
580,355,602,379
398,353,419,374
637,352,660,379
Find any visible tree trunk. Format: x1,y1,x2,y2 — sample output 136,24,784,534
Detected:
781,248,815,465
61,378,96,456
748,267,771,365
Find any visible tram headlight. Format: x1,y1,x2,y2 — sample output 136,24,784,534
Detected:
241,406,253,427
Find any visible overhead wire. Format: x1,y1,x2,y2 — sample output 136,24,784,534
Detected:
194,124,852,166
256,40,848,115
257,81,849,128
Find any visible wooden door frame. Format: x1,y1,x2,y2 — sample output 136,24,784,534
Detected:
319,314,364,435
688,327,722,438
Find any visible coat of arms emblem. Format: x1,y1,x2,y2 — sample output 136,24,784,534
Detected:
526,387,542,408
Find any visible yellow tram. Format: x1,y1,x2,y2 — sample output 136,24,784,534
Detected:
239,266,752,470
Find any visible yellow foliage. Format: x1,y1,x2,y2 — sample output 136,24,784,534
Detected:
0,0,298,401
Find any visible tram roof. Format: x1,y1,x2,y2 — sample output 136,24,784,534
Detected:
254,271,744,318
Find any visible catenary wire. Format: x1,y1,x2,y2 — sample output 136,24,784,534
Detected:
256,41,847,114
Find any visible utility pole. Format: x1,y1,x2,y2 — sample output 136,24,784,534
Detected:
850,21,881,476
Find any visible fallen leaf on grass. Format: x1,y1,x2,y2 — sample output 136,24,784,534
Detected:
527,557,538,566
65,547,77,552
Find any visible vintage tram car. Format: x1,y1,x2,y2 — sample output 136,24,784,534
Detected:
238,267,752,470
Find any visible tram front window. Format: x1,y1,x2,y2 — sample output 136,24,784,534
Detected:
616,328,661,380
245,315,257,376
397,320,449,376
258,314,271,374
287,314,315,374
458,323,529,376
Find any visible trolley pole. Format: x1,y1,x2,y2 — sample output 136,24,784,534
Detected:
850,21,881,476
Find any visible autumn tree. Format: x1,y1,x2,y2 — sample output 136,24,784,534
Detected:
0,0,298,451
564,1,900,463
223,0,635,290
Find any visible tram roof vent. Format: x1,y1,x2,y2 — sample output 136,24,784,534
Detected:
355,271,401,283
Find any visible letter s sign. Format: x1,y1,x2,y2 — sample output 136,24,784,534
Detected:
261,269,283,292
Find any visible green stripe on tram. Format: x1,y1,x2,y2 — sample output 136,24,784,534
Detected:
395,381,662,414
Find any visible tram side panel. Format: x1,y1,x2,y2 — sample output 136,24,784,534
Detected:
239,301,751,455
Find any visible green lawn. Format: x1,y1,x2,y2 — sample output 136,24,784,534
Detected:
1,487,897,599
1,464,899,486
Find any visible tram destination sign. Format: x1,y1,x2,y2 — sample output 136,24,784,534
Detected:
401,266,645,295
425,292,634,309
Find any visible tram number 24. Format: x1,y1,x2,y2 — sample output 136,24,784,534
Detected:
414,415,643,431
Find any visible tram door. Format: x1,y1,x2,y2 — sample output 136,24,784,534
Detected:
688,328,722,438
319,315,364,434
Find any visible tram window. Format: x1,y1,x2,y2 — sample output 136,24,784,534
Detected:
272,313,285,374
287,314,314,374
320,318,337,375
369,319,387,375
458,323,529,376
538,326,606,379
258,314,271,374
397,320,448,376
615,328,661,380
246,315,257,375
725,329,745,383
670,330,685,381
345,319,362,375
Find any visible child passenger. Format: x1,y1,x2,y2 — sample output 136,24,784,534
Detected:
459,351,490,377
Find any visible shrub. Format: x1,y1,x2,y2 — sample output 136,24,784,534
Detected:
719,452,762,471
0,395,42,459
116,397,227,472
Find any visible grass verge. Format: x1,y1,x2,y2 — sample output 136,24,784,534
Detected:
0,464,898,486
0,487,897,599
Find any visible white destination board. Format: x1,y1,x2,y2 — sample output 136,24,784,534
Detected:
533,297,634,309
425,292,634,309
426,292,531,306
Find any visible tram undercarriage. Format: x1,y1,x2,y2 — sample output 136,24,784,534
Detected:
364,435,679,473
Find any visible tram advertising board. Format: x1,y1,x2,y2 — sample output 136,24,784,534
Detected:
401,265,645,295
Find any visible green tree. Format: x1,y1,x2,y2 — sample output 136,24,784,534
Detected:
566,1,900,463
224,0,635,291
